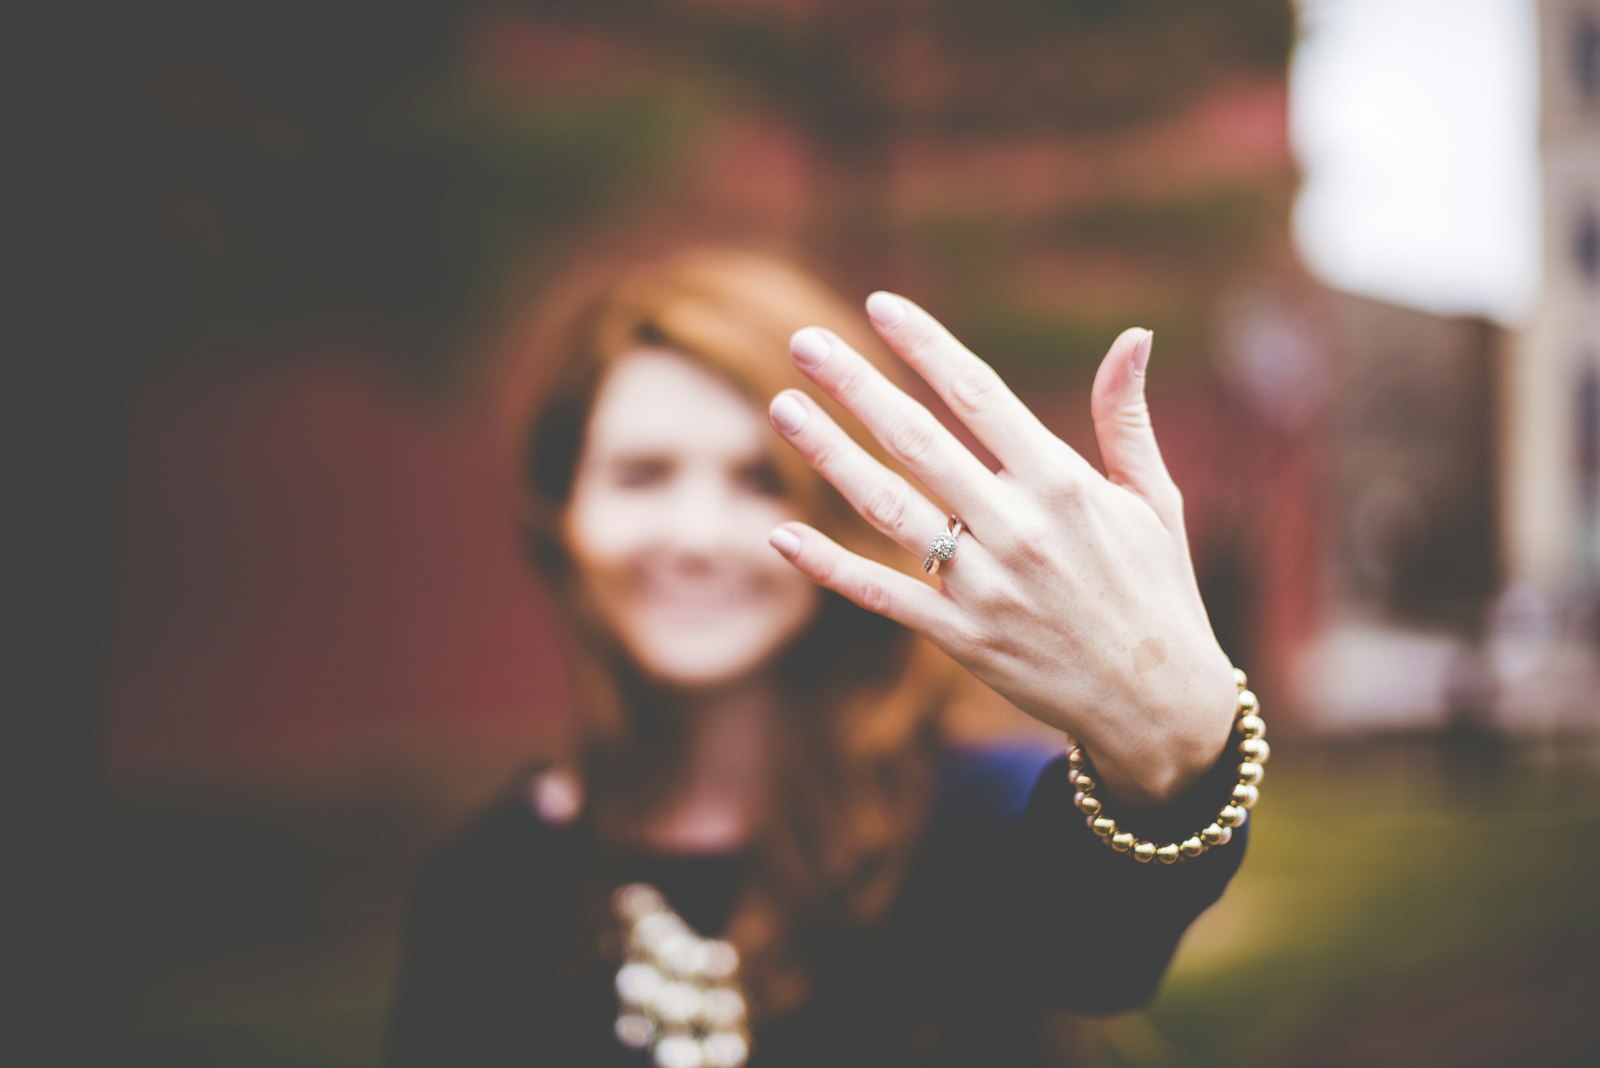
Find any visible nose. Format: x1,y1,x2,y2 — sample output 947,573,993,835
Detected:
657,472,743,560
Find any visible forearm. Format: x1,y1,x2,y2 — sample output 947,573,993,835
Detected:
1010,740,1249,1012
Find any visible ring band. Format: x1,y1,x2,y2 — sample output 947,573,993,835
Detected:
922,515,964,574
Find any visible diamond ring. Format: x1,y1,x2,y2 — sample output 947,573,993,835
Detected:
922,515,964,574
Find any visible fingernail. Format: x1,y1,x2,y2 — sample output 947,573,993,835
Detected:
770,392,808,433
1132,329,1153,377
768,527,800,558
790,327,832,368
866,291,907,328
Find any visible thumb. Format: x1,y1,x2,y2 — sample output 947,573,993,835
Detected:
1090,327,1184,533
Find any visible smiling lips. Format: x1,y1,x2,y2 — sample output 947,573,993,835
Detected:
637,577,760,613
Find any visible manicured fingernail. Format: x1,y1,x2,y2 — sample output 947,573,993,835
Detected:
790,327,832,368
768,527,800,558
769,392,808,433
866,291,907,327
1132,329,1153,377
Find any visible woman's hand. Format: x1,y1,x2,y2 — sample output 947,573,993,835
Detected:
765,292,1237,809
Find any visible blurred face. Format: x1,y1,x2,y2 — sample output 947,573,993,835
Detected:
562,349,822,691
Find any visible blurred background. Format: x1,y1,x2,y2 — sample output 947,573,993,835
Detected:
8,0,1598,1064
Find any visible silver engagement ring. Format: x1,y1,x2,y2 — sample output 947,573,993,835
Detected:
922,515,964,574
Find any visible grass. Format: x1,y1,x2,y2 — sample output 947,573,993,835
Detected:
1075,745,1600,1067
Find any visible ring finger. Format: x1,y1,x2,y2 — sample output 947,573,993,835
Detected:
787,326,1009,535
768,388,955,563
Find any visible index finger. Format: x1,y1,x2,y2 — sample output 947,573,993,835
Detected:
864,291,1098,485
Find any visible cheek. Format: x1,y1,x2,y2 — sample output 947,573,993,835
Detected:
564,489,650,578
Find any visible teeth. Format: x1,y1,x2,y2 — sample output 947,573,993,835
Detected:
642,582,750,605
649,596,745,610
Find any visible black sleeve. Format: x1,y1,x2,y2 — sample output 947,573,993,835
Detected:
965,730,1249,1015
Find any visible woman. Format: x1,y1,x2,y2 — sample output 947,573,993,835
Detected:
383,248,1264,1067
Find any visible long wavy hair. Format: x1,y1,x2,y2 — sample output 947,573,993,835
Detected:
504,246,963,1018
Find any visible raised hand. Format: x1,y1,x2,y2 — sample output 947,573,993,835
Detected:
765,292,1237,808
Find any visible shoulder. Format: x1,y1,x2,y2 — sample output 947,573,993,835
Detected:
408,762,592,921
934,739,1065,822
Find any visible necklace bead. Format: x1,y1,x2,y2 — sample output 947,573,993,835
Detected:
612,883,751,1068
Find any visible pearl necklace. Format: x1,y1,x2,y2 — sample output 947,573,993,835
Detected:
612,883,751,1068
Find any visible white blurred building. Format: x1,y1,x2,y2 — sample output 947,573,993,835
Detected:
1508,1,1600,596
1485,0,1600,733
1293,3,1600,737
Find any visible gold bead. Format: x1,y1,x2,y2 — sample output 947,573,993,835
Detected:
1092,817,1117,837
1233,666,1249,690
1074,792,1103,816
1219,804,1247,827
1239,737,1271,764
1074,774,1096,794
1238,761,1264,785
1200,822,1225,845
1067,746,1086,769
1237,688,1259,714
1156,844,1181,864
1238,714,1266,739
1180,836,1205,857
1133,841,1157,863
1110,832,1135,852
1231,783,1260,808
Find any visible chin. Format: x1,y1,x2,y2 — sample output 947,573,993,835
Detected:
631,642,779,693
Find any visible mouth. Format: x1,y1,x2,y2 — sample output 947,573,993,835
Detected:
637,577,758,613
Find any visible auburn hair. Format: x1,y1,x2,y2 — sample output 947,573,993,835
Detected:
503,246,963,1019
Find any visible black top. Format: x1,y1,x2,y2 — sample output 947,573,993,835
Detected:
383,740,1248,1067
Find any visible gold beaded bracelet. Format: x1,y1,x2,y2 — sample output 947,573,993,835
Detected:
1067,666,1267,864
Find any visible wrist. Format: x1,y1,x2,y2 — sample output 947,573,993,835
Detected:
1083,651,1239,808
1067,663,1267,864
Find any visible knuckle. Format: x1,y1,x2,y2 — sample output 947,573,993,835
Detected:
946,617,986,657
970,579,1019,616
833,362,867,405
958,620,1013,660
1010,539,1055,572
950,362,1002,417
1037,468,1088,505
864,481,912,537
811,551,838,587
887,413,936,464
1153,485,1188,532
1002,517,1058,569
904,326,941,364
1160,481,1184,516
808,437,839,474
858,577,891,614
1113,396,1154,432
979,629,1017,659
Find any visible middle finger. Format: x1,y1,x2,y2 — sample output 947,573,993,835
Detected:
787,327,1007,534
768,389,953,562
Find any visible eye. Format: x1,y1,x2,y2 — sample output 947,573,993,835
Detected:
610,457,671,487
736,459,786,497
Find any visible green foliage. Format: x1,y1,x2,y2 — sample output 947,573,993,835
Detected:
1078,751,1600,1067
